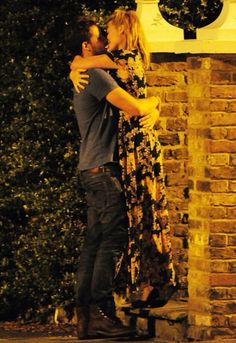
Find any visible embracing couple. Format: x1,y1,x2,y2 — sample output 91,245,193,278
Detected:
65,8,178,340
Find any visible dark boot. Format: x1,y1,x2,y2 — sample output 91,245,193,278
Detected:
88,304,136,338
76,306,89,340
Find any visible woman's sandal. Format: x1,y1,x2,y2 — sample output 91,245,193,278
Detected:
131,279,180,309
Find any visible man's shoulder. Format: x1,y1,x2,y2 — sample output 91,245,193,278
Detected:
86,68,118,92
74,68,118,101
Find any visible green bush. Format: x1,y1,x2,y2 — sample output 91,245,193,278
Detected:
0,0,88,321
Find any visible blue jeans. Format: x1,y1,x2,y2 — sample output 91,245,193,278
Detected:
75,165,128,312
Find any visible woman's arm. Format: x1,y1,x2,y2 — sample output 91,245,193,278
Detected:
70,54,118,71
106,87,159,117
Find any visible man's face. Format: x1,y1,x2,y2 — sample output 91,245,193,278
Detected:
88,25,106,55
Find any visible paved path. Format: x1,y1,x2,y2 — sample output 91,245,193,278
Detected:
1,336,236,343
0,337,165,343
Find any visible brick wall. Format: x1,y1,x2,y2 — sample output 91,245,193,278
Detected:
147,57,189,299
147,54,236,339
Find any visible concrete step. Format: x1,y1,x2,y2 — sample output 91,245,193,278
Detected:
118,300,188,342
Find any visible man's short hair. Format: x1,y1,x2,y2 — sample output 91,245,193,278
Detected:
65,16,97,55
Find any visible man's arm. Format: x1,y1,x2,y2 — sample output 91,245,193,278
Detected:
106,87,160,117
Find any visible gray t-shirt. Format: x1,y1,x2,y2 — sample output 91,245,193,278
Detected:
73,68,119,170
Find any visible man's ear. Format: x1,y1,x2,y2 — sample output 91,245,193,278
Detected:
82,41,92,52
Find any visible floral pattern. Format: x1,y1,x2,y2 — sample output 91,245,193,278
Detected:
107,49,176,295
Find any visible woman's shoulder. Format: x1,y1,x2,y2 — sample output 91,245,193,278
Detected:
109,48,140,59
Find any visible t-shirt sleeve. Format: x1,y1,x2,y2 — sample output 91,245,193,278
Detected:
86,68,118,101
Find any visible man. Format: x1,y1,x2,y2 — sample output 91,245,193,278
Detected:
65,17,159,340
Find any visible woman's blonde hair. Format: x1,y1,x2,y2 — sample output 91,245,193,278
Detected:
106,9,150,69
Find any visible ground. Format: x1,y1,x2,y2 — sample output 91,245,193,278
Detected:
0,321,76,339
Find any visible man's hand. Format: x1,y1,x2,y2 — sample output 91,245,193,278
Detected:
140,108,160,129
69,69,89,94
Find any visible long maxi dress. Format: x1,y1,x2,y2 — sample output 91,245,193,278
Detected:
107,49,176,299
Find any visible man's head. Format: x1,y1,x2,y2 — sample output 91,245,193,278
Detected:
65,17,106,57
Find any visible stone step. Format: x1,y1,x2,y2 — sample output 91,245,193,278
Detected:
117,300,188,341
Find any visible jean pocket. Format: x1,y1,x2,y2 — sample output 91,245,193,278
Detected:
86,186,107,210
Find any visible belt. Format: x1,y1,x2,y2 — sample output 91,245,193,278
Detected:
84,163,119,174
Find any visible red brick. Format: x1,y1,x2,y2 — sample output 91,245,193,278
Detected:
168,200,188,211
197,207,227,219
210,274,236,286
208,153,229,166
164,148,188,160
211,71,231,85
209,180,228,192
146,71,185,86
209,287,236,300
211,300,236,314
189,218,204,229
227,207,236,219
158,133,180,146
211,57,236,71
166,90,188,102
165,174,188,186
210,221,236,233
207,166,236,179
210,127,227,139
196,181,210,192
210,100,231,112
210,248,236,260
167,187,186,201
230,100,236,111
229,315,236,328
209,112,236,126
193,99,210,111
147,87,162,98
187,57,202,69
173,225,188,237
228,235,236,246
211,327,235,337
210,85,236,99
209,234,227,247
228,181,236,192
160,103,182,117
212,314,228,327
210,194,236,206
229,262,236,273
209,140,236,153
163,161,181,173
210,261,229,272
150,61,187,72
230,154,236,166
188,70,211,84
166,118,187,131
227,128,236,140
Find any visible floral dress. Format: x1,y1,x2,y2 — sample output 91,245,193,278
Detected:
107,49,176,296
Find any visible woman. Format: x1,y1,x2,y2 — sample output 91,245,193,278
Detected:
70,9,178,308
